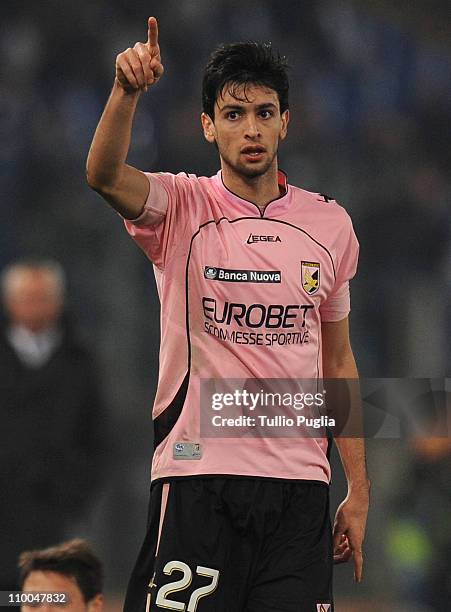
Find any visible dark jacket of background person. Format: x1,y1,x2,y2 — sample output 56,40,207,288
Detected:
0,316,105,589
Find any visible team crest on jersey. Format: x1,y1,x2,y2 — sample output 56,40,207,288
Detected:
301,261,320,295
316,604,331,612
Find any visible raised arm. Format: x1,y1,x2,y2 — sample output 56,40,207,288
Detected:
321,317,370,583
86,17,164,219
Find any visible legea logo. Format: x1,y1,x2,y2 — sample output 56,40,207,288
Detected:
247,233,281,244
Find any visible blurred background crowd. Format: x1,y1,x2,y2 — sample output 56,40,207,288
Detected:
0,1,449,610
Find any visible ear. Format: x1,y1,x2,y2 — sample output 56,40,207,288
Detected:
201,112,216,144
279,109,290,141
87,594,104,612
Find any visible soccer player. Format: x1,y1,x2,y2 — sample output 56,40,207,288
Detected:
87,16,369,612
18,539,104,611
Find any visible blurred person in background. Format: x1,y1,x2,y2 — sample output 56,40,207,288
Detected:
0,260,106,590
386,438,451,611
18,538,104,611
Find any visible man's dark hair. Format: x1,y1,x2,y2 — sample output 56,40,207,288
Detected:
18,539,103,603
202,42,289,119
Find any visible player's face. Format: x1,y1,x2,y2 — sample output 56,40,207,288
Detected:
201,84,289,179
21,571,103,611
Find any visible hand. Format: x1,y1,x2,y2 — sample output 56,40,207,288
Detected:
115,16,164,93
332,485,369,582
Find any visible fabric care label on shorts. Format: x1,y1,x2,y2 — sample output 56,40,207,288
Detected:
173,442,202,460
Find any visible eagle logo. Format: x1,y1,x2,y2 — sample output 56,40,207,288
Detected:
301,261,320,295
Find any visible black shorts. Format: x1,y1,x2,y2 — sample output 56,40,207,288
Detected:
124,477,333,612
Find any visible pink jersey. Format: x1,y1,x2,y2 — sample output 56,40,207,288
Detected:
124,170,359,484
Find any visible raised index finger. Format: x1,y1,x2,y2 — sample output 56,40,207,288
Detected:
147,16,158,47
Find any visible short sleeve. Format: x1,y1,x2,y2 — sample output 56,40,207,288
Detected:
320,215,359,322
124,172,191,270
